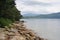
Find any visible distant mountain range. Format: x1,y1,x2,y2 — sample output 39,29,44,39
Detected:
23,13,38,17
23,12,60,19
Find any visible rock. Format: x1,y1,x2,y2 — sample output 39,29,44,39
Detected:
0,33,6,40
0,21,45,40
10,36,25,40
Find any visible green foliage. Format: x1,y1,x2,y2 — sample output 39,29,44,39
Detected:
0,18,12,28
0,0,22,28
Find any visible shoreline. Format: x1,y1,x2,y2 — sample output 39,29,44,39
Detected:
0,21,47,40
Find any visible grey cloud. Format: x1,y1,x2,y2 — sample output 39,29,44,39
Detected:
20,0,51,6
22,11,49,14
22,11,37,14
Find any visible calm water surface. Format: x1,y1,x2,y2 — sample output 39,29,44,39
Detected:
21,19,60,40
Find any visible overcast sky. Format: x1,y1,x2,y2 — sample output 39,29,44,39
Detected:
15,0,60,14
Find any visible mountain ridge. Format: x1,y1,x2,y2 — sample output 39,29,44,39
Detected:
23,12,60,18
23,13,38,16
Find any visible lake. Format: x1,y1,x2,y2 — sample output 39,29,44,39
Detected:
21,19,60,40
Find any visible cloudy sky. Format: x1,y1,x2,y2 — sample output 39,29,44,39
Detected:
15,0,60,14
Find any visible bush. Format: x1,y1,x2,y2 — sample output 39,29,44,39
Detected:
0,18,12,28
0,0,22,28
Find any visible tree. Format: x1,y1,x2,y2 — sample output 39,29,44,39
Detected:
0,0,22,27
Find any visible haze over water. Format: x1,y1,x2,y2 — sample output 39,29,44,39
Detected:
21,19,60,40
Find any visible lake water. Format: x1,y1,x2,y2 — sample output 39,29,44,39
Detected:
21,19,60,40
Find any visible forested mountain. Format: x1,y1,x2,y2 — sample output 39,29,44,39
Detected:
23,13,38,16
36,12,60,18
23,12,60,19
0,0,22,27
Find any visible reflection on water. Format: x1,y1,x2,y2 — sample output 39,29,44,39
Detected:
21,19,60,40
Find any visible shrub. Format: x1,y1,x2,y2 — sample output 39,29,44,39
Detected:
0,18,12,28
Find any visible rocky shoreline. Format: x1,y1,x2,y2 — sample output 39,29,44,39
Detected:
0,21,46,40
